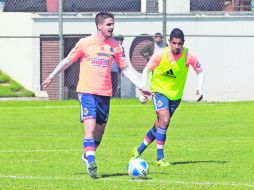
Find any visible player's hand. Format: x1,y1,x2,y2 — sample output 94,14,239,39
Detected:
42,77,52,88
139,95,147,104
196,90,203,102
139,88,154,98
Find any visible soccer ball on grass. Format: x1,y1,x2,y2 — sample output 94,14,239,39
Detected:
127,158,149,178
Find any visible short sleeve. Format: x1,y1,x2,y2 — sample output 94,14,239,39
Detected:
146,49,164,71
67,38,86,62
113,45,128,70
186,50,203,73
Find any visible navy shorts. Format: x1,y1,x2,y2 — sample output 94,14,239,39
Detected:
152,92,181,117
78,93,110,125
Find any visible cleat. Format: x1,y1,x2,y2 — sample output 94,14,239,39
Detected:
155,158,170,167
87,162,98,179
130,147,141,161
81,154,89,173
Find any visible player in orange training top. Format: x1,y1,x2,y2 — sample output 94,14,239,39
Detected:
42,12,151,179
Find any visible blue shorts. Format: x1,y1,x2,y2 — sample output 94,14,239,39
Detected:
78,93,110,125
152,92,181,117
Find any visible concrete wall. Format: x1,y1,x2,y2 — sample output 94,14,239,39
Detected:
159,0,190,13
0,12,254,101
0,13,35,91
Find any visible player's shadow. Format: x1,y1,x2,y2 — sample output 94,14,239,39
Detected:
74,172,129,178
100,173,129,178
170,160,228,165
100,173,153,180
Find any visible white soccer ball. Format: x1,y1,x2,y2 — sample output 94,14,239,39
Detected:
128,158,149,178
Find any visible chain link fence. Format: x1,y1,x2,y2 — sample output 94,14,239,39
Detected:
3,0,141,12
2,0,254,12
40,34,155,100
1,0,254,99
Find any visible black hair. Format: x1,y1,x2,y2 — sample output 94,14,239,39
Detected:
169,28,185,42
154,32,162,37
95,12,114,27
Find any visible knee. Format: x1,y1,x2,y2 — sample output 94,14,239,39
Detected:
159,117,170,128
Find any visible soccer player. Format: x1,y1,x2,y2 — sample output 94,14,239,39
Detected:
42,12,151,179
132,28,204,167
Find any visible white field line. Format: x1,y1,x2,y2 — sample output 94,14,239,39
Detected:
0,149,81,153
0,175,253,188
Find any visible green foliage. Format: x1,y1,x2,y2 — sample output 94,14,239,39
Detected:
0,74,10,83
0,70,34,97
0,100,253,190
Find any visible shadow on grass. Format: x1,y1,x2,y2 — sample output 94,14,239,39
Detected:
100,173,129,178
171,160,228,165
100,173,153,180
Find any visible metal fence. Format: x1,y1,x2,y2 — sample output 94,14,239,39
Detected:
1,0,254,100
39,34,156,100
2,0,254,12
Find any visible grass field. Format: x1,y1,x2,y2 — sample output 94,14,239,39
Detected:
0,99,253,190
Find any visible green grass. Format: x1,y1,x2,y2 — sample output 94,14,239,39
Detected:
0,99,253,190
0,70,34,97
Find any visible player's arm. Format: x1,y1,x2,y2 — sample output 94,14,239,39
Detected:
187,50,204,102
139,66,153,103
196,71,204,102
121,64,151,97
42,57,73,88
114,44,152,97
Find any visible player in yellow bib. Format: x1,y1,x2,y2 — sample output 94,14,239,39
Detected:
131,28,204,167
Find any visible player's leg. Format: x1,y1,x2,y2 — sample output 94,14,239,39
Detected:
131,93,165,159
84,119,97,165
151,92,171,166
133,123,157,158
94,95,110,150
94,123,106,149
82,94,109,176
78,93,98,179
155,96,181,167
81,123,105,177
155,109,170,166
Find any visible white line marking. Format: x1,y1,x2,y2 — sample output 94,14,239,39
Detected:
0,149,81,153
0,175,253,188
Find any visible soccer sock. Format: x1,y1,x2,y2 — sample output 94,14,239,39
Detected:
84,138,96,164
156,127,166,161
137,126,156,154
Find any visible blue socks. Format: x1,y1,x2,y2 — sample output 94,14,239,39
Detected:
84,138,96,164
137,126,156,154
156,127,166,160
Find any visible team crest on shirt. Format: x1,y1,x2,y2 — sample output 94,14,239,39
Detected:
83,108,89,115
157,100,163,107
